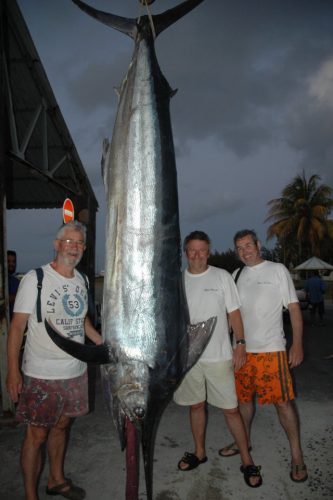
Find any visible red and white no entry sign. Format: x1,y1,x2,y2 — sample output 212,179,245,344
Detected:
63,198,75,223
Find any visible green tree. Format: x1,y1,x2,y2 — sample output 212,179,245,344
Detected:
265,171,333,266
319,220,333,264
208,249,241,273
260,246,278,262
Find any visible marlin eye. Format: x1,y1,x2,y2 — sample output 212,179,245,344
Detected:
134,407,145,419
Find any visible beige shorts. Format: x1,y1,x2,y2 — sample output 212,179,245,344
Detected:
173,359,237,409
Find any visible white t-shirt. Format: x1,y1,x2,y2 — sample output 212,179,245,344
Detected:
185,265,241,362
233,260,298,352
14,264,88,379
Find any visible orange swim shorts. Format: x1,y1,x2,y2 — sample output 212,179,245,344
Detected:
235,351,295,405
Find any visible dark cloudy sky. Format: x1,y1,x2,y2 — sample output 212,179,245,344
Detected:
9,0,333,272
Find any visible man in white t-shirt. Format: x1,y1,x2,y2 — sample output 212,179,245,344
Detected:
6,220,102,500
220,229,307,483
174,231,262,488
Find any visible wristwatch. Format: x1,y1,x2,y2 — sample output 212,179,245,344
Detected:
236,339,246,345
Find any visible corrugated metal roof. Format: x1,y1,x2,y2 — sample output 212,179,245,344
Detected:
2,0,98,211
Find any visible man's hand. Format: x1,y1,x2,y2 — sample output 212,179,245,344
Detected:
288,302,304,368
84,317,103,345
233,344,246,372
228,308,247,371
6,369,22,403
6,312,29,403
288,343,304,368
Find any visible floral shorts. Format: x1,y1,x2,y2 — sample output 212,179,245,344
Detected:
16,371,88,427
235,351,294,405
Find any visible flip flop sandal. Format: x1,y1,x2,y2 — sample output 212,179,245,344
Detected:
240,465,263,488
178,451,208,471
218,442,252,457
290,463,308,482
46,478,86,499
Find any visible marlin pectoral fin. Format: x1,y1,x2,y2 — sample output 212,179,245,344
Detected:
186,316,217,370
44,320,115,364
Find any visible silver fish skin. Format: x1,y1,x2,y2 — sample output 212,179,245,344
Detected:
101,41,184,427
40,0,211,428
94,0,207,429
48,2,212,499
70,0,211,436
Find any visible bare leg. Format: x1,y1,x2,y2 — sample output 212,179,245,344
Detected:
223,408,252,464
274,400,307,481
238,400,256,442
189,402,207,459
178,402,206,470
220,399,255,456
223,407,261,487
21,424,49,500
47,416,71,489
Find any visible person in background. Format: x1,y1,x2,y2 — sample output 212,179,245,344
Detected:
220,229,307,483
7,250,20,320
6,221,102,500
305,270,326,326
174,230,262,488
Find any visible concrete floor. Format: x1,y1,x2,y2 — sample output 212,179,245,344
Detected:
1,306,333,500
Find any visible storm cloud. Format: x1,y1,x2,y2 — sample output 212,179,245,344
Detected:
10,0,333,271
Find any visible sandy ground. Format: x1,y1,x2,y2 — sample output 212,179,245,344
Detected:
1,306,333,500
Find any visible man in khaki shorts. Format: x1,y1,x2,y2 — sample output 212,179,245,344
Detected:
173,230,262,488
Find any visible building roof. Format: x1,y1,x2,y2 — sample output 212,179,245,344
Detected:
1,0,98,211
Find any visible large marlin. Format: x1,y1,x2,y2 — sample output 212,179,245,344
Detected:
46,0,215,498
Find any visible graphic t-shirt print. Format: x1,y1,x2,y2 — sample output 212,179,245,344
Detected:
46,281,87,341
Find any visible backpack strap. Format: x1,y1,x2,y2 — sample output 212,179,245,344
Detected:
35,267,44,323
234,266,244,284
77,270,95,323
77,269,89,291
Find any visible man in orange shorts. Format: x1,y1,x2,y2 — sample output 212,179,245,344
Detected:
219,229,308,483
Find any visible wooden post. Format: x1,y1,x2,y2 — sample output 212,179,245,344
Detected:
0,0,14,414
0,196,13,414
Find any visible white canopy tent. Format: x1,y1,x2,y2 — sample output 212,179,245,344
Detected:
293,257,333,271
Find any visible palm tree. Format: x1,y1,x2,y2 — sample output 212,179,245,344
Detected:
265,172,333,265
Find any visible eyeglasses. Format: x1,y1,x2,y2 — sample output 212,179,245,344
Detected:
57,239,85,247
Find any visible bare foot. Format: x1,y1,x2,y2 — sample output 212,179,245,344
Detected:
290,464,308,482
